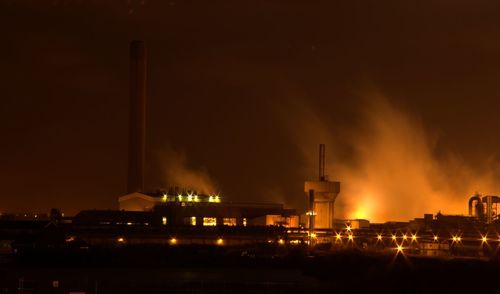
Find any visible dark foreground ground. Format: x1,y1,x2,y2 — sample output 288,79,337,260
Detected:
2,245,500,293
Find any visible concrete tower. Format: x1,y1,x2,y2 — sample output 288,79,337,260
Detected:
304,144,340,233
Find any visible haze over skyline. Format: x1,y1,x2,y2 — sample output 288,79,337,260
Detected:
1,1,500,221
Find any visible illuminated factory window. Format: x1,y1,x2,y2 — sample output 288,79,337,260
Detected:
162,194,167,202
203,217,217,226
223,218,237,226
243,218,247,227
162,217,167,225
190,216,196,226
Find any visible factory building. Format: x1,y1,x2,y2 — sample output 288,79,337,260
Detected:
117,191,299,228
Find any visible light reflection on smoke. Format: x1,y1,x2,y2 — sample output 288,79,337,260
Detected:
280,93,500,222
155,147,217,195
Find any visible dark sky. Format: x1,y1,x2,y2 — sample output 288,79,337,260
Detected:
1,0,500,216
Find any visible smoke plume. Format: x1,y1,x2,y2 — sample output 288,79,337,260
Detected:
154,147,217,195
280,93,500,222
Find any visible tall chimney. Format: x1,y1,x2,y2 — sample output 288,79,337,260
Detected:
127,40,147,194
319,144,325,181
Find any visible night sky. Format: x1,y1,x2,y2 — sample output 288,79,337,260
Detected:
1,1,500,220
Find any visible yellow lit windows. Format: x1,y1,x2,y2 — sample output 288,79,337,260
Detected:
223,218,237,226
162,217,167,225
243,218,247,226
203,217,217,226
184,216,197,226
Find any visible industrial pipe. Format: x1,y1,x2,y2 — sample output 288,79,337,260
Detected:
468,194,482,216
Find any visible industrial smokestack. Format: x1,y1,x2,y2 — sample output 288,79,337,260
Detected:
127,40,147,194
319,144,325,181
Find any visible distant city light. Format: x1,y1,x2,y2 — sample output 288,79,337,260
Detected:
216,238,224,245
